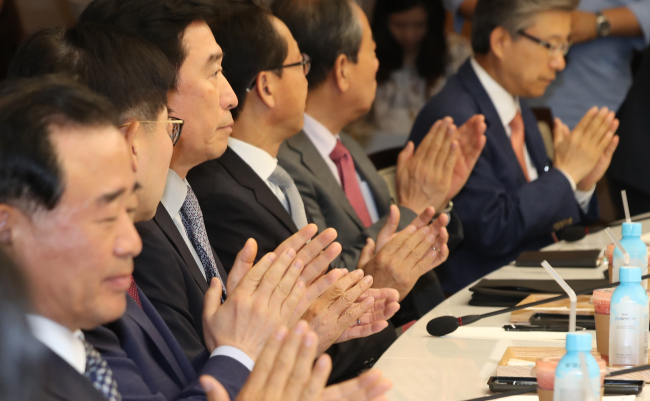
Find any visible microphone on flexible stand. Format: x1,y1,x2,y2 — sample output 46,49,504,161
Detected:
426,273,650,337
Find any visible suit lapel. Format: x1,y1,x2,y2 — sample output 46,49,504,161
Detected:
219,148,298,233
340,133,391,215
42,349,106,401
285,132,366,230
457,61,530,185
520,102,551,176
122,292,190,388
152,203,210,294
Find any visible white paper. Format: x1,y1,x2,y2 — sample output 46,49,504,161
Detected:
442,326,566,341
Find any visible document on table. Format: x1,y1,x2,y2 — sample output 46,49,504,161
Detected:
443,326,566,341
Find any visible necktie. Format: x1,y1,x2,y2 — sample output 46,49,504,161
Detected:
127,276,142,309
329,140,373,227
82,339,122,401
268,164,309,230
180,184,226,303
510,111,530,182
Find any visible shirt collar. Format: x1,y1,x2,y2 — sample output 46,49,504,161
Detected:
161,169,189,218
470,57,520,130
27,314,86,374
227,137,278,181
302,113,340,161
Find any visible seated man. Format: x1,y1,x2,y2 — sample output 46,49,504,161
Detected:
80,0,398,381
189,4,441,333
409,0,620,294
272,0,487,315
0,77,391,401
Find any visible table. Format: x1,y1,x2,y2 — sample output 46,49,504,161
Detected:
374,218,650,401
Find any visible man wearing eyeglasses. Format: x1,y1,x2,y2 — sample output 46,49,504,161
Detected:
409,0,621,295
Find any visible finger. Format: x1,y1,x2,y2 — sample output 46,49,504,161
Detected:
604,134,619,158
289,269,347,328
301,354,332,401
202,278,223,327
295,228,338,286
432,213,449,232
375,205,400,251
279,276,306,323
390,225,430,263
409,206,435,229
402,229,437,273
583,107,609,141
412,119,443,160
417,118,451,162
273,224,319,258
337,320,389,343
356,287,400,304
283,330,321,401
572,107,598,138
266,321,311,400
441,140,459,181
337,296,374,332
590,110,615,147
200,375,231,401
300,241,342,287
379,224,417,256
239,326,288,397
323,269,365,304
255,248,297,298
270,256,306,310
596,118,619,150
357,238,376,269
430,243,450,270
331,274,374,314
396,141,414,175
431,122,456,166
235,252,278,295
227,238,258,292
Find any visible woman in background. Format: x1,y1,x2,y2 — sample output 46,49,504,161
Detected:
371,0,471,135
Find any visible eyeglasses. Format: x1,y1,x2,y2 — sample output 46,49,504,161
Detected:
246,53,312,92
120,117,184,145
517,30,571,57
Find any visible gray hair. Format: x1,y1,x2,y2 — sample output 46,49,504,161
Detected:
471,0,579,55
272,0,363,89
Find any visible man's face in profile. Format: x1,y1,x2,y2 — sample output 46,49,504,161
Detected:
7,124,142,330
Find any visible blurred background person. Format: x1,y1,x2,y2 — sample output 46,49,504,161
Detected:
0,250,44,401
372,0,471,136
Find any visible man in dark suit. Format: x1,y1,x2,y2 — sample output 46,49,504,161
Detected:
271,0,487,312
409,0,620,294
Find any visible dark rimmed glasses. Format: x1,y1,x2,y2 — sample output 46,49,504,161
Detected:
246,53,312,92
517,30,571,58
120,117,184,145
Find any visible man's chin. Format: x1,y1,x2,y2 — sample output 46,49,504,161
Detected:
81,298,128,329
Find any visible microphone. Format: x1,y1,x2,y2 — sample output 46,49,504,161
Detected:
426,273,650,337
555,225,587,242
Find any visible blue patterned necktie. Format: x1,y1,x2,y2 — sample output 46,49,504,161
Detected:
82,339,122,401
180,184,227,303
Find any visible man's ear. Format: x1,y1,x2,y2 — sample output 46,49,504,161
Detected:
490,26,511,60
119,119,140,173
0,205,18,246
333,53,351,93
254,71,276,109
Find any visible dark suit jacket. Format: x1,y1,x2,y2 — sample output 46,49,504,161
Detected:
39,349,106,401
277,131,463,316
409,59,599,294
187,147,396,383
84,288,249,401
133,204,229,365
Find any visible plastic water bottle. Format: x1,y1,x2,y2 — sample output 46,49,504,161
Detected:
613,222,648,288
553,332,601,400
609,266,649,367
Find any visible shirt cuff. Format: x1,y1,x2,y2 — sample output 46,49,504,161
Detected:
556,168,594,213
210,346,255,372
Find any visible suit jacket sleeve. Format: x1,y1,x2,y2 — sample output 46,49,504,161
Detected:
86,325,249,401
134,221,207,367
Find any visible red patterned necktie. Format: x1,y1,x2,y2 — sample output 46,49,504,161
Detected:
128,276,143,309
329,140,373,227
510,111,530,182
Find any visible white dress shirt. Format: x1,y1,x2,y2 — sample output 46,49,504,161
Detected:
228,137,290,213
302,113,380,223
469,58,595,212
28,314,86,374
160,169,254,371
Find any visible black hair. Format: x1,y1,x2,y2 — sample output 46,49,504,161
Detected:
272,0,362,89
0,250,45,401
0,76,119,213
373,0,448,88
208,3,288,120
8,23,175,122
80,0,217,89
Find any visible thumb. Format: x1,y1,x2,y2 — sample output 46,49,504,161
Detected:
376,205,399,251
200,375,231,401
203,278,223,320
227,238,257,292
396,141,414,174
358,238,376,269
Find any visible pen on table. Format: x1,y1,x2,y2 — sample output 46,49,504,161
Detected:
502,324,586,332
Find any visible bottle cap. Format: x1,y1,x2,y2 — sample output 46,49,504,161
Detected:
566,332,592,352
620,266,642,283
622,222,642,236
